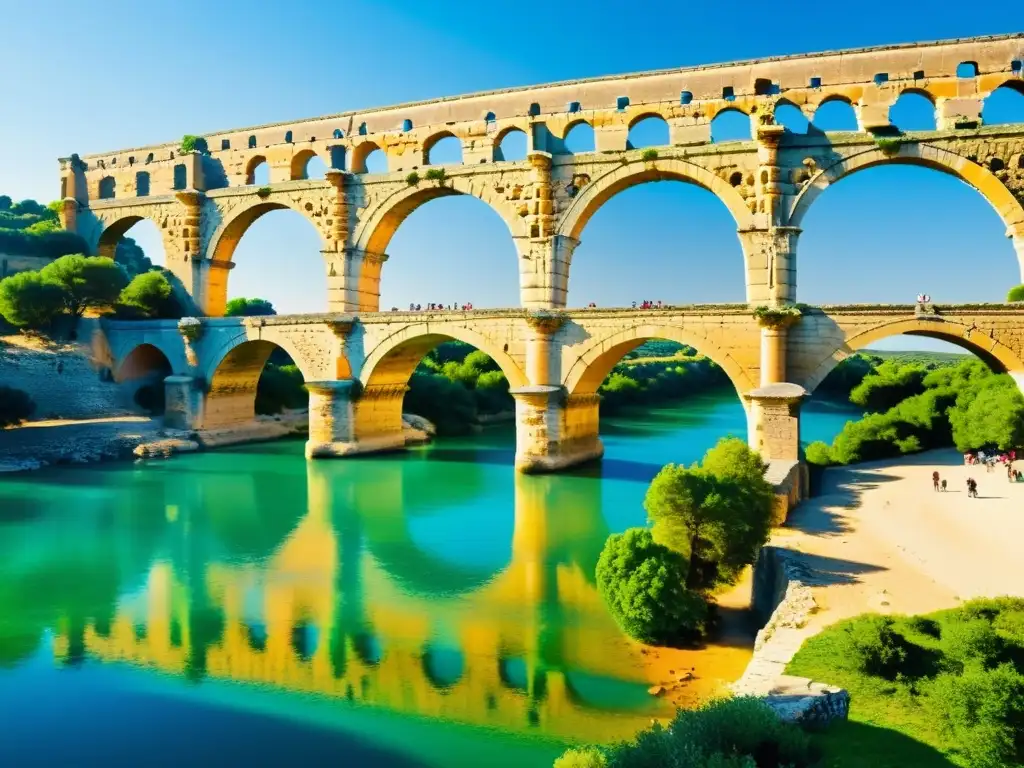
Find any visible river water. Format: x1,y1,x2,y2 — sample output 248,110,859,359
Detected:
0,392,857,767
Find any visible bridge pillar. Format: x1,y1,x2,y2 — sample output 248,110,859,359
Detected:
511,387,603,473
323,249,389,312
747,383,807,523
756,312,800,386
306,380,365,457
164,375,202,430
519,236,576,309
738,227,800,306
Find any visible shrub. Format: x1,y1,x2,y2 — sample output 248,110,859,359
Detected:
804,440,833,466
837,615,913,680
875,136,903,155
40,254,128,318
0,271,67,329
405,171,420,186
928,663,1024,768
424,168,447,183
943,618,1005,669
0,384,36,427
256,186,271,198
555,697,815,768
595,528,707,645
117,271,181,319
225,297,276,317
404,371,478,435
552,747,607,768
1008,284,1024,303
640,148,659,161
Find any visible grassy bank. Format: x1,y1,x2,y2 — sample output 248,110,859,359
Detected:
786,599,1024,768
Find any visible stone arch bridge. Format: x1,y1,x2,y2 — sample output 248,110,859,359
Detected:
58,34,1024,316
95,302,1024,514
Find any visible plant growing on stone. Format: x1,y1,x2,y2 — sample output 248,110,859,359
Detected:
0,384,36,428
225,297,276,317
405,171,420,186
256,186,272,198
641,148,659,161
0,271,67,329
752,304,803,328
178,316,203,341
180,135,209,154
424,168,447,185
874,136,903,156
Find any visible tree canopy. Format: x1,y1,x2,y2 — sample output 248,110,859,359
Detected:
39,255,128,318
225,297,276,317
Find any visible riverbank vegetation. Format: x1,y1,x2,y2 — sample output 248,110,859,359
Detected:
596,438,774,645
553,696,816,767
807,357,1024,466
786,598,1024,768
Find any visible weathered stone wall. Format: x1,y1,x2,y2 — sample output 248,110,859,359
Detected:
0,252,51,278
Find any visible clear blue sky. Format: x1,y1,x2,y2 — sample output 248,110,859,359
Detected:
2,1,1023,353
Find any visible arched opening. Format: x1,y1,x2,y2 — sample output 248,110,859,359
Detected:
202,339,307,430
811,98,859,132
116,343,172,416
245,156,269,185
422,645,465,690
352,142,387,174
218,205,328,314
562,121,595,154
710,108,752,143
97,216,167,274
956,61,979,79
774,101,809,133
248,136,257,149
797,163,1019,304
982,82,1024,125
134,172,150,197
563,174,747,307
290,150,327,181
365,188,522,311
495,128,528,161
356,334,526,444
802,327,1024,468
98,177,115,199
172,164,187,190
291,621,318,661
627,115,669,148
328,146,346,170
888,91,936,131
353,632,383,666
424,133,463,165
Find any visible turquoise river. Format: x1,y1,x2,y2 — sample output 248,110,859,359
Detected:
0,392,857,767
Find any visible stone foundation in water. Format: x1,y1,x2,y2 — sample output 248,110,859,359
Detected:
732,546,850,726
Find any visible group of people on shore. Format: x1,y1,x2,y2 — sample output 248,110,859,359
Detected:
965,449,1024,482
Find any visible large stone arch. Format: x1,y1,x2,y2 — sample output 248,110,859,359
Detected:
200,327,323,385
788,143,1024,243
353,176,528,257
87,210,177,263
113,340,186,383
799,316,1024,395
556,157,756,243
562,322,757,400
354,323,528,443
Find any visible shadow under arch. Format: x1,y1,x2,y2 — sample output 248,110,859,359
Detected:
562,324,757,401
799,316,1024,395
200,337,309,430
114,341,175,383
558,157,754,241
788,144,1024,240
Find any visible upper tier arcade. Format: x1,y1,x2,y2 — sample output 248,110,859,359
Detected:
57,34,1024,316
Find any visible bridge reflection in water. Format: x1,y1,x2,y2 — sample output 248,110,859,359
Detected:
48,456,751,743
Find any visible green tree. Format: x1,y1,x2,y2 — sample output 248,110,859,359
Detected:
114,236,154,278
0,271,67,329
644,438,774,589
1008,284,1024,302
850,360,928,412
0,385,35,427
117,271,181,319
948,376,1024,451
225,297,276,317
39,255,128,318
595,527,707,645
